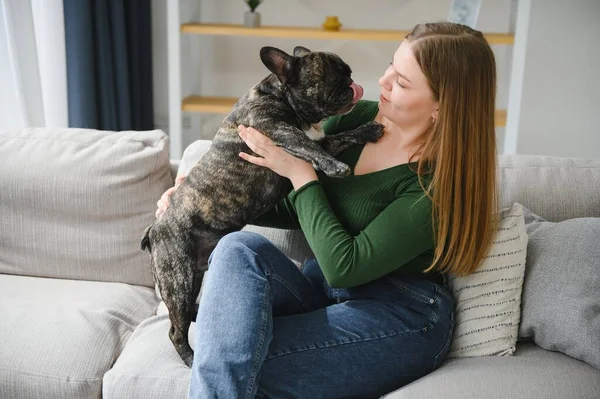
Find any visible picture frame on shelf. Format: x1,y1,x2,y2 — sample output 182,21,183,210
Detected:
447,0,482,28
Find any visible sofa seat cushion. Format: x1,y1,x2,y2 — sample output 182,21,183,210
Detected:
384,342,600,399
0,274,158,399
106,314,600,399
102,311,191,399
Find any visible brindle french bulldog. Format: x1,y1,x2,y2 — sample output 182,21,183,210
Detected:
141,45,384,366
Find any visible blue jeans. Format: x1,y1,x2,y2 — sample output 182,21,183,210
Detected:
188,231,455,399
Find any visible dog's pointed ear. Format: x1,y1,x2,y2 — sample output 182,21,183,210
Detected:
293,46,311,57
260,46,293,84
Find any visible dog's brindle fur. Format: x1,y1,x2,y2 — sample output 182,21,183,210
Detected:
141,46,384,367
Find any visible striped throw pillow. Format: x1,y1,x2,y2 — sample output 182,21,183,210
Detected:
446,202,528,358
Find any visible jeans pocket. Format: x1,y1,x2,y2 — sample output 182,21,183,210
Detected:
384,275,437,305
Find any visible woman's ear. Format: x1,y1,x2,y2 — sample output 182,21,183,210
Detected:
431,107,439,123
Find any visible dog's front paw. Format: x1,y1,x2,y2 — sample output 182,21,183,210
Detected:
320,159,351,178
359,121,385,143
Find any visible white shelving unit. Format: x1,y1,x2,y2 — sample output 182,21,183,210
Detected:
504,0,531,155
167,0,182,159
167,0,530,158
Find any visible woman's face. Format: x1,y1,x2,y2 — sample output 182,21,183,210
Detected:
378,41,438,131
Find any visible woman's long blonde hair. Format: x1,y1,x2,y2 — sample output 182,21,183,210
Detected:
407,22,499,277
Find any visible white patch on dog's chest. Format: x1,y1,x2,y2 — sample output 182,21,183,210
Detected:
305,122,325,141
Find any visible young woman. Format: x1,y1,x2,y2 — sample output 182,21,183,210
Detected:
159,22,498,399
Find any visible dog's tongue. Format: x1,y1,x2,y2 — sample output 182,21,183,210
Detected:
350,82,363,103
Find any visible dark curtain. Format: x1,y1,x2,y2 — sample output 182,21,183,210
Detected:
64,0,154,131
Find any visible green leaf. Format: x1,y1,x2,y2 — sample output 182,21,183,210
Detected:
245,0,261,12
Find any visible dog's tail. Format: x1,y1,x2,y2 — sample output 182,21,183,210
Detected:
141,224,152,252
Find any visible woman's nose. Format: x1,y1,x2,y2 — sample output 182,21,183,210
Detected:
379,74,391,91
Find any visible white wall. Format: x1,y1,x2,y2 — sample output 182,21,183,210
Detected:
512,0,600,158
152,0,514,152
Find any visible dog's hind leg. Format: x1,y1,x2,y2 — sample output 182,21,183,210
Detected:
189,233,220,322
156,240,198,368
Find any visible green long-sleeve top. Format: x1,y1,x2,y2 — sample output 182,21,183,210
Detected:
253,100,443,288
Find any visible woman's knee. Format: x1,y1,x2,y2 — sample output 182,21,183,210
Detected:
215,231,270,252
208,231,275,270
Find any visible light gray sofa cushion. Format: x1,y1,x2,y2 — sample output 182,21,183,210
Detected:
518,208,600,370
0,273,158,399
103,311,191,399
107,313,600,399
384,342,600,399
498,154,600,221
0,128,173,287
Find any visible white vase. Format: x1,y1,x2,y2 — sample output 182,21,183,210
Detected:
244,11,260,28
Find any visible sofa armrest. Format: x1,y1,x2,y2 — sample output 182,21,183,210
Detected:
169,160,180,182
172,140,213,179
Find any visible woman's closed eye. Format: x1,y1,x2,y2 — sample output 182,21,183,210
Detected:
389,62,406,88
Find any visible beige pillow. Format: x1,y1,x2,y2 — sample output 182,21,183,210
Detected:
0,127,173,287
446,202,528,358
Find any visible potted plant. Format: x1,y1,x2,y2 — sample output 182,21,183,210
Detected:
244,0,262,28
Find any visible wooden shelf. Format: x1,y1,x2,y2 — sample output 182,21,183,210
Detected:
182,96,508,127
495,109,507,127
181,23,515,45
182,96,239,114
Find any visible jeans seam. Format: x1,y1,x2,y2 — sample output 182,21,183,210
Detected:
264,319,435,362
432,310,454,371
430,283,454,370
271,274,311,312
383,276,436,304
245,282,270,399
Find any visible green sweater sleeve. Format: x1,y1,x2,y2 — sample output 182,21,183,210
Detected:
249,194,300,229
289,179,434,289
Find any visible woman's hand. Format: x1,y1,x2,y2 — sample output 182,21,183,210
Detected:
155,126,318,219
155,175,185,218
238,125,318,189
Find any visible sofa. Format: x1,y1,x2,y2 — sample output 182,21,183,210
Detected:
0,127,599,399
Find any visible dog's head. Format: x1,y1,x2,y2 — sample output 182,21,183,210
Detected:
260,46,363,122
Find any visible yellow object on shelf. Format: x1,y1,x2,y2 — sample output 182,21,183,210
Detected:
322,16,342,31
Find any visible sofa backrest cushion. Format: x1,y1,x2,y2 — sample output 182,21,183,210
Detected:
498,154,600,221
0,128,173,287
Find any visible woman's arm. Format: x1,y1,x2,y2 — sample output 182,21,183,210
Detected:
237,125,434,289
289,180,434,288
